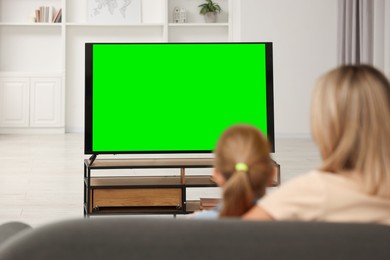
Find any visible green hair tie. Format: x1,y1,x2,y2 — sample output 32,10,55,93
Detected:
235,162,249,172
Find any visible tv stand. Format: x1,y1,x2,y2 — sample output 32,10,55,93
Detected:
83,158,280,216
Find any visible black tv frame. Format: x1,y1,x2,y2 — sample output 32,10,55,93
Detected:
85,42,274,155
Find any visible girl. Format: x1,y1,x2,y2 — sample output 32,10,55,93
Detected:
194,124,274,218
244,65,390,224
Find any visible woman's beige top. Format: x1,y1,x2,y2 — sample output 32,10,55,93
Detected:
259,170,390,225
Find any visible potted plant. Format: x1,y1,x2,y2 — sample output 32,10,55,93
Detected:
198,0,222,23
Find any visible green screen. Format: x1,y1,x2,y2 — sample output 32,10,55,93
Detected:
92,43,269,152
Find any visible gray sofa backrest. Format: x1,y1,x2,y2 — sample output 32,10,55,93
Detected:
0,222,31,245
0,218,389,260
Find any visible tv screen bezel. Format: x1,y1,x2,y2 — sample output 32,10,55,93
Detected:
85,42,274,154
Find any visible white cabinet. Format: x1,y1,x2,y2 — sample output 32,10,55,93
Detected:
0,75,63,131
0,78,30,127
30,78,62,127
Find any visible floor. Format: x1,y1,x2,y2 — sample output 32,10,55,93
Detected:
0,134,321,227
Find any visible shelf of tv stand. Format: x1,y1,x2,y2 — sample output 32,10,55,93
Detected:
85,158,214,169
85,201,205,215
86,206,185,215
88,176,217,188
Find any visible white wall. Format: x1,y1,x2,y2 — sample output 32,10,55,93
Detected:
65,0,339,135
373,0,390,78
241,0,338,138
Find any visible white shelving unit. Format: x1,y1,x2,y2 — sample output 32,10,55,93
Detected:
0,0,64,133
0,0,238,133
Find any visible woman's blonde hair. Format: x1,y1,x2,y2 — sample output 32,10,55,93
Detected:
311,64,390,198
214,124,273,217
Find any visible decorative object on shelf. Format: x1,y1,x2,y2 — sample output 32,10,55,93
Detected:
173,7,187,23
198,0,222,23
88,0,141,24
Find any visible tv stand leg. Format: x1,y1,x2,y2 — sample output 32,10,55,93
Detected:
89,154,98,165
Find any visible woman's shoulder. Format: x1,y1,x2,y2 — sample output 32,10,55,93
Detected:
276,170,327,190
262,170,355,202
259,170,390,222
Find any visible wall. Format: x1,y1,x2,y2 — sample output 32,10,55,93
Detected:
241,0,338,138
373,0,390,78
65,0,339,136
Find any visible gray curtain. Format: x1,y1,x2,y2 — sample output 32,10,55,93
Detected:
338,0,374,64
338,0,390,78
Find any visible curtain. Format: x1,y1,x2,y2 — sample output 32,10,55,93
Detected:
338,0,390,77
338,0,373,64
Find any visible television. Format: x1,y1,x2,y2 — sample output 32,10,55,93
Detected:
85,42,274,155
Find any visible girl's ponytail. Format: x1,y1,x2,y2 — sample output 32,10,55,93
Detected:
220,167,254,217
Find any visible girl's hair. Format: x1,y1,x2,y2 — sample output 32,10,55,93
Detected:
311,64,390,198
214,124,273,217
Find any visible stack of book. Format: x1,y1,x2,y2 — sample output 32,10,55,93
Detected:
199,198,221,210
35,7,62,23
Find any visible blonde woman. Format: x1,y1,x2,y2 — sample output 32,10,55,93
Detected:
244,65,390,224
193,124,274,218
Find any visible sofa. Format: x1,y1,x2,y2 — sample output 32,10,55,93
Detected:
0,218,389,260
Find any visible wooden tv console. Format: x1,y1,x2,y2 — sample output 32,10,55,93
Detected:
83,158,280,216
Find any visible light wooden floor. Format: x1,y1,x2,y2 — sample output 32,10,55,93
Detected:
0,134,321,227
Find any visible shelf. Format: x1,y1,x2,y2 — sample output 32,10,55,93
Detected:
88,176,216,188
88,205,183,215
89,176,183,187
86,201,204,215
168,23,229,27
0,23,62,27
85,158,214,169
186,176,217,187
0,23,164,28
66,23,164,27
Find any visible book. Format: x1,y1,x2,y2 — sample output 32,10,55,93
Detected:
53,9,62,23
49,7,53,23
35,9,40,23
41,6,45,22
200,198,221,210
53,9,61,23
